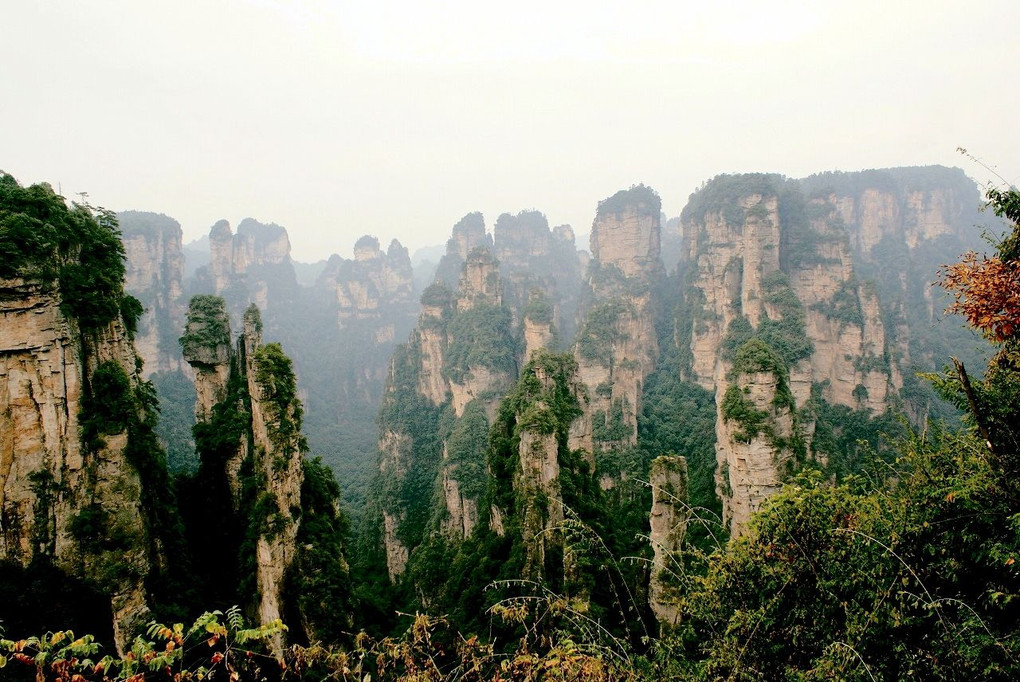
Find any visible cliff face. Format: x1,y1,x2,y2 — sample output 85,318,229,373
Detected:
313,235,419,421
205,218,298,316
679,167,984,535
648,455,688,628
318,236,414,330
494,211,584,345
575,186,663,454
242,309,304,642
490,352,590,583
375,240,517,580
448,247,514,418
0,279,152,648
182,300,305,650
810,169,975,257
120,211,186,377
0,178,188,651
590,196,661,279
433,212,493,287
181,296,232,423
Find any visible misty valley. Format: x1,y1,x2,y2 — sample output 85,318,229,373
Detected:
2,166,1019,680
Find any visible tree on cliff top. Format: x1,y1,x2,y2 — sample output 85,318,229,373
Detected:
0,172,138,332
596,184,661,219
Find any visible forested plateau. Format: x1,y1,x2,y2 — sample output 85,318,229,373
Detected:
1,165,1019,680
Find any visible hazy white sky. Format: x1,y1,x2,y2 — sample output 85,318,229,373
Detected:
2,1,1018,261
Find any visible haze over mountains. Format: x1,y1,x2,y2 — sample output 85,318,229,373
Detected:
113,165,990,522
4,160,1019,679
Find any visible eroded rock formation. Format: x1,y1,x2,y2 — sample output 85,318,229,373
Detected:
182,300,305,651
492,351,590,581
205,218,298,316
679,168,985,534
317,235,415,332
0,279,152,649
575,186,663,455
648,455,689,628
120,211,186,376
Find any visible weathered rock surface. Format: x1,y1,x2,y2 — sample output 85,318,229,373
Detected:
205,218,298,315
575,186,663,453
181,296,232,421
680,167,982,535
242,308,303,647
0,278,151,650
433,212,493,287
715,368,796,534
503,353,590,581
494,211,584,346
120,211,186,376
183,301,304,650
590,201,661,279
648,455,689,628
318,236,414,324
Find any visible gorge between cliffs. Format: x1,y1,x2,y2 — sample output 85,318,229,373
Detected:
2,164,1018,680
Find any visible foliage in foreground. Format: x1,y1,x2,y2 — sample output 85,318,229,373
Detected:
0,605,639,681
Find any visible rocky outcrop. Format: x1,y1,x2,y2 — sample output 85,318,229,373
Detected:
378,429,411,580
682,185,782,389
523,297,555,360
496,352,590,581
434,213,493,287
456,247,502,312
205,218,298,315
575,186,663,453
317,236,415,329
648,455,689,628
678,167,981,535
591,189,662,279
805,168,974,258
494,211,584,345
716,356,797,534
415,292,452,406
800,166,985,329
0,279,151,650
518,426,563,579
374,227,521,577
242,307,303,645
447,247,514,419
181,296,232,422
440,464,479,540
438,401,488,540
183,299,304,651
120,211,186,377
681,175,883,533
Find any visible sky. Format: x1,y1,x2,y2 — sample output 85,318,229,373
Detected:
2,1,1019,262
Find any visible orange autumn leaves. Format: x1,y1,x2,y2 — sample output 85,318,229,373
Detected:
940,250,1020,343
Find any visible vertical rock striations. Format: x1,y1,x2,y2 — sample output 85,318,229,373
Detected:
202,218,298,320
575,186,663,455
181,296,232,422
494,211,584,345
182,297,332,651
648,455,689,629
317,235,415,335
679,167,987,535
0,279,152,649
0,176,182,650
489,351,589,582
371,234,518,581
119,211,186,376
243,307,304,646
433,212,492,287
